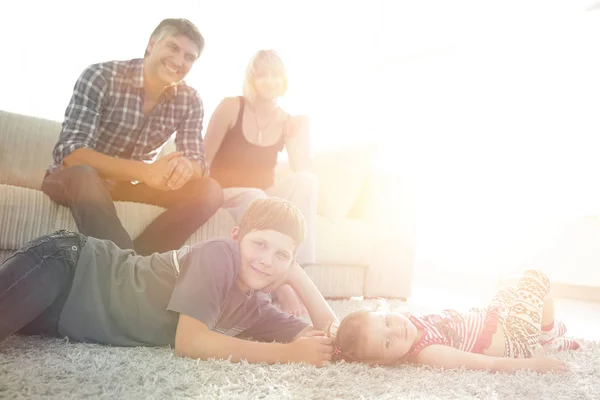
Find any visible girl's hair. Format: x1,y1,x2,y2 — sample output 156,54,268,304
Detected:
242,50,289,103
327,300,390,362
237,197,305,250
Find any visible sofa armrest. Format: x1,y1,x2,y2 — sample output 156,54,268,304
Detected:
350,169,415,230
364,237,414,298
361,169,416,298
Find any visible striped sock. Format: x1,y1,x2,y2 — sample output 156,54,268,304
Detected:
540,320,568,342
541,336,580,352
556,320,567,336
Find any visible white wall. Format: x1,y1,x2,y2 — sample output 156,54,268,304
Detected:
3,0,600,284
0,0,381,149
378,1,600,284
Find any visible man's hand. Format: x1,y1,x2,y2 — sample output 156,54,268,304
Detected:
144,152,183,190
284,334,333,367
165,156,195,191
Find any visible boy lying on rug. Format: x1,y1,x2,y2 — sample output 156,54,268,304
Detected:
328,270,580,373
0,198,337,366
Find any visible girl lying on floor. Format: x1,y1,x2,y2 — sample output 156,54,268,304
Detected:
328,270,580,373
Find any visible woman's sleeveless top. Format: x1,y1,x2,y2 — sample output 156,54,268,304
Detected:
209,97,284,190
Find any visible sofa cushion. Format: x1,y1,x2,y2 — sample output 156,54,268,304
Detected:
315,215,374,266
309,143,376,220
304,264,365,298
0,185,60,249
0,184,235,250
0,250,13,265
0,111,59,190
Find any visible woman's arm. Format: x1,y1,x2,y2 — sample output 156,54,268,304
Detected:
203,97,238,167
284,115,311,172
414,345,568,373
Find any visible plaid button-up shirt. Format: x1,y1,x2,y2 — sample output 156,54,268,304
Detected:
49,58,206,174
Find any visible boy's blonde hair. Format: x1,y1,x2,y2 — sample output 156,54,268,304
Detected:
242,50,288,103
238,198,305,252
327,300,391,363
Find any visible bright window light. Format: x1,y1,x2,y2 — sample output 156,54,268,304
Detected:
2,0,600,286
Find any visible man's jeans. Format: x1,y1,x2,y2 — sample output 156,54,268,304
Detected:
0,230,86,341
41,165,224,255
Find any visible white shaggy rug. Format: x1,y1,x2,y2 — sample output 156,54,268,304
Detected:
0,299,598,400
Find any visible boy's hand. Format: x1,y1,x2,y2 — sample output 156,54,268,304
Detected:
285,334,333,367
261,261,303,294
301,329,327,338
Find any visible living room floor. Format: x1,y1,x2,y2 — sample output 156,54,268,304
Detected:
402,277,600,341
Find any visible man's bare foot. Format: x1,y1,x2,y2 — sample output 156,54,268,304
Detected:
275,284,308,317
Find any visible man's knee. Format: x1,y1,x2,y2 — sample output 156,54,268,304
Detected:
186,177,225,209
48,165,102,187
42,165,106,202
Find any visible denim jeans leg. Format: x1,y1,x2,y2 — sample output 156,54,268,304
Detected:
41,166,134,250
0,231,83,341
127,177,224,255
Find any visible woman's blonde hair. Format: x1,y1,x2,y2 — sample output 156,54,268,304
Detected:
242,50,289,103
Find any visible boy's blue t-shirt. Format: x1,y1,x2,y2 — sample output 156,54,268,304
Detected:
57,237,308,346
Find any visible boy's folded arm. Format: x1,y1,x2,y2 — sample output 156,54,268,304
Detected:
286,263,339,331
414,345,552,373
174,314,290,364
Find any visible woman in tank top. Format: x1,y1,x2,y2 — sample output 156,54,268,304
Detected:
204,50,317,317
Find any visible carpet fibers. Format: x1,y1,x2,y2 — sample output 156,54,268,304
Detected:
1,299,598,399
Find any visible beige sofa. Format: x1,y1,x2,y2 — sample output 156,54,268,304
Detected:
0,110,414,298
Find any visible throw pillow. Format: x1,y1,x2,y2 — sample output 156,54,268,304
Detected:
310,143,376,220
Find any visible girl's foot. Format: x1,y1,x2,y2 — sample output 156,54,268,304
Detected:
541,320,568,342
556,320,568,337
541,336,581,352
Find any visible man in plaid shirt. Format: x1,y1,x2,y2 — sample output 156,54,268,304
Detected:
41,18,224,255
